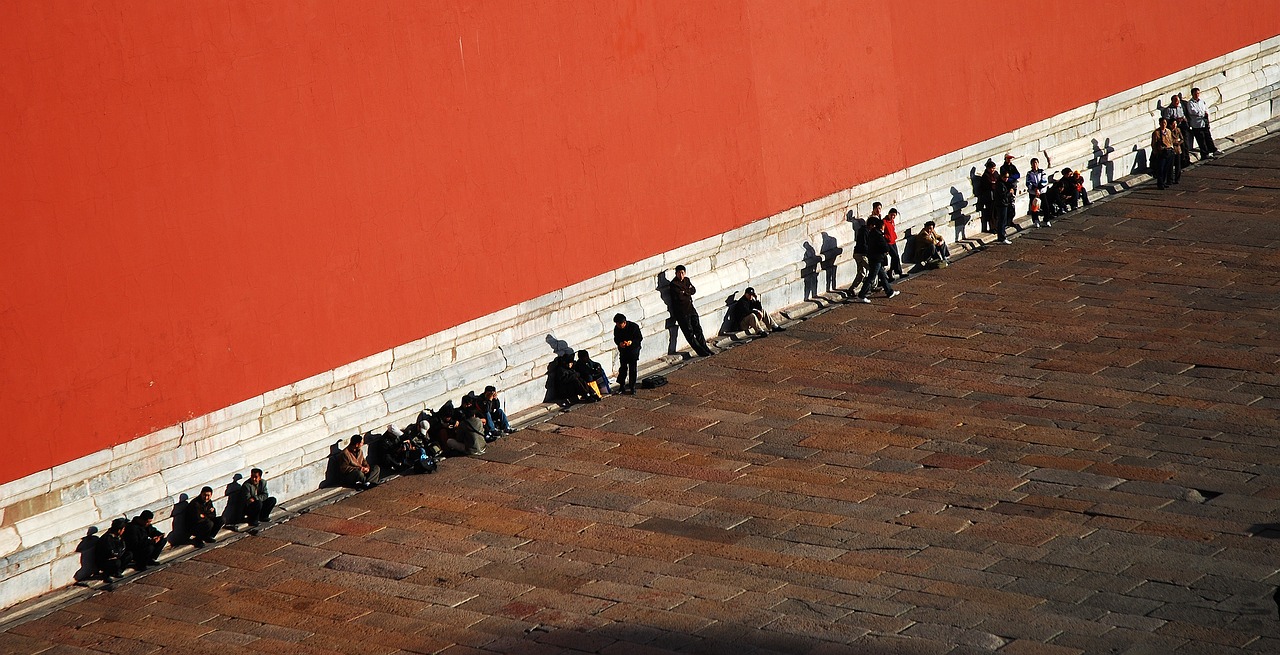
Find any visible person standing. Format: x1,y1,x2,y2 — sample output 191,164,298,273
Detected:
883,208,904,279
853,217,900,303
977,161,999,233
613,313,643,395
1163,94,1192,168
996,172,1016,244
668,265,713,357
1026,158,1049,227
238,468,277,527
1151,118,1175,190
1185,87,1219,160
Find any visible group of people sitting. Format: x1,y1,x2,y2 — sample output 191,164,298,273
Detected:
330,385,518,486
93,468,277,582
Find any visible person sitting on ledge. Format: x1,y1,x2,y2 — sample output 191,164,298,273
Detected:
481,385,516,436
238,468,277,527
340,434,381,489
908,221,951,273
185,486,224,547
576,350,612,397
551,354,597,407
444,408,488,456
730,287,785,337
95,518,132,582
124,510,164,570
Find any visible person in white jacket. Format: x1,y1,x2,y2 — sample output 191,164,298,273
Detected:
1184,87,1220,161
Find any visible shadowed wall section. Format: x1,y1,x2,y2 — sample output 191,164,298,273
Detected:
2,1,1278,484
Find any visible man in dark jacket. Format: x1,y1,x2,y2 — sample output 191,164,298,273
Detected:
185,486,224,547
613,313,643,394
730,287,785,336
238,468,277,527
481,386,515,436
854,217,901,303
95,518,132,581
668,265,713,357
123,510,164,570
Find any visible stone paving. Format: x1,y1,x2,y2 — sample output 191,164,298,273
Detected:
4,138,1280,655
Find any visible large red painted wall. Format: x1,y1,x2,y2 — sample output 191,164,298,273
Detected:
2,1,1276,484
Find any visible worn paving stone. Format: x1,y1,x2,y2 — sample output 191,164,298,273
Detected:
7,136,1280,655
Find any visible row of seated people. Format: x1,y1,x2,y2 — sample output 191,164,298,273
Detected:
93,469,278,581
330,385,520,487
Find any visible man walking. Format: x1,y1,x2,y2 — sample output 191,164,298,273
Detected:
667,265,713,357
613,313,643,394
853,217,900,304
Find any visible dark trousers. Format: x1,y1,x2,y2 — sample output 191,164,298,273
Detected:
343,465,381,488
129,539,164,566
857,259,895,298
618,356,638,390
996,204,1013,241
189,517,223,544
1178,125,1193,166
243,497,277,525
1191,127,1216,159
886,244,903,277
1154,151,1173,188
675,312,712,356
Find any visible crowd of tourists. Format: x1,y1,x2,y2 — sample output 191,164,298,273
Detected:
88,85,1225,587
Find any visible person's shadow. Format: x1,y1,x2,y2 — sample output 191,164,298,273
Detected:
74,527,100,582
168,494,190,547
950,187,971,242
655,271,685,357
1131,144,1149,175
719,293,739,335
223,474,244,527
845,210,868,293
545,335,573,358
820,232,842,292
1091,138,1115,186
801,242,820,300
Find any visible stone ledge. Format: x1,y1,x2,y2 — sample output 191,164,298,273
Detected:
3,37,1279,613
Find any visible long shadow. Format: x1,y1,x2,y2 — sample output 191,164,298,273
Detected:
167,495,190,547
949,186,974,244
845,210,867,292
73,527,99,583
820,232,841,293
801,242,820,300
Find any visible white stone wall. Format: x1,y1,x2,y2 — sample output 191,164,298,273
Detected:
3,36,1279,612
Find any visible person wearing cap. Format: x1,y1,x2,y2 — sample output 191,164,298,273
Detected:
977,160,1000,233
613,313,643,394
730,287,785,336
667,265,713,357
95,518,133,581
1000,154,1021,184
340,434,382,488
185,486,224,547
124,510,165,569
237,468,277,527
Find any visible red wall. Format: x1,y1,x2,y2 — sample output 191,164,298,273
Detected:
2,1,1276,484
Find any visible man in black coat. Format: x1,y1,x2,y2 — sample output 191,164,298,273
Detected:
613,313,643,394
123,510,164,570
667,265,713,357
95,518,132,581
853,217,901,303
185,486,224,547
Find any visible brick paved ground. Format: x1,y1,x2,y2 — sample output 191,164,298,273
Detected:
4,138,1280,654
